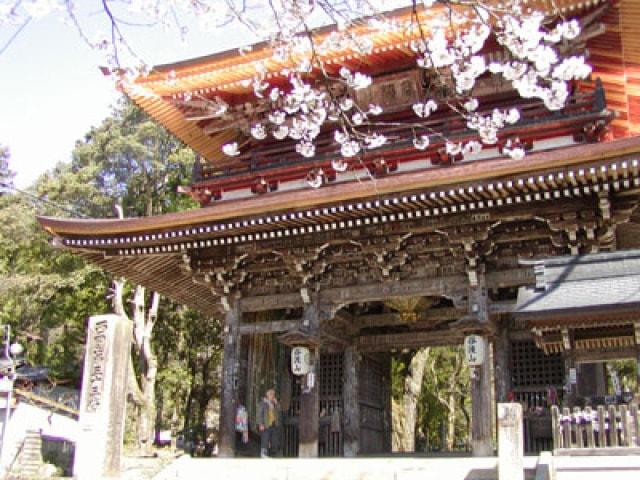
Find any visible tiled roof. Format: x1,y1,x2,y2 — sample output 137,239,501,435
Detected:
516,249,640,316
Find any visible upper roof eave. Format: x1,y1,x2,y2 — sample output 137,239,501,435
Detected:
122,0,607,167
37,135,640,237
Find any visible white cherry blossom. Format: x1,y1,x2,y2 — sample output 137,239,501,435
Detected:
251,124,267,140
413,100,438,118
24,0,591,182
222,142,241,157
341,140,361,158
413,135,430,151
332,159,349,172
296,141,316,158
365,133,387,150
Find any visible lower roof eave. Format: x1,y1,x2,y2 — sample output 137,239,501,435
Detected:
517,306,640,329
37,136,640,238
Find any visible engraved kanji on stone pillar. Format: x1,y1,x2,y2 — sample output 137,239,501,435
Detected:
74,314,131,480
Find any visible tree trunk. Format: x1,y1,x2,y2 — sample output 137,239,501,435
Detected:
392,348,430,452
445,393,456,451
112,202,162,455
111,284,160,455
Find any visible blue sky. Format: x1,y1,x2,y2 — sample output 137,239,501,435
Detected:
0,7,250,188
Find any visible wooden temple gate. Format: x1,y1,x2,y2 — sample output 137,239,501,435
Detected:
36,0,640,460
39,124,640,459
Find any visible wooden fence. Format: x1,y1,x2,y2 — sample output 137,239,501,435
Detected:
551,405,640,451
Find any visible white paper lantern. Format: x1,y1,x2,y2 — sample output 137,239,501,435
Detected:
464,335,485,367
291,346,311,376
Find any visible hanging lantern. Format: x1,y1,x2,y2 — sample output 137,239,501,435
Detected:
464,335,485,367
291,346,311,376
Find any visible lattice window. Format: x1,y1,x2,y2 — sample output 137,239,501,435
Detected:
320,353,343,457
282,352,344,457
359,357,384,407
320,353,344,399
511,340,564,388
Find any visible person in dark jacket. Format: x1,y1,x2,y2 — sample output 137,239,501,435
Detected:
257,389,280,457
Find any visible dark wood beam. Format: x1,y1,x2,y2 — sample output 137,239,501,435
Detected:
322,275,469,304
341,301,516,331
240,293,304,312
573,347,639,363
238,319,302,335
239,272,530,313
358,308,463,328
357,330,464,352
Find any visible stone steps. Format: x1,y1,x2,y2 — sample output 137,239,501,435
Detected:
153,456,541,480
554,455,640,480
17,430,44,477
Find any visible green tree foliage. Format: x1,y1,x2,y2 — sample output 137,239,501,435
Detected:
69,100,196,217
1,100,223,441
0,183,108,383
391,346,471,452
154,302,223,433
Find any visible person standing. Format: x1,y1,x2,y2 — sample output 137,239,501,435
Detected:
257,389,280,458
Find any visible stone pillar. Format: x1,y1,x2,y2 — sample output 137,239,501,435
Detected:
299,302,320,458
74,314,131,480
343,346,360,457
497,403,524,480
218,299,240,458
471,336,493,457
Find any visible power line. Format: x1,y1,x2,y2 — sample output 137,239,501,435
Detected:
0,184,89,219
0,17,32,57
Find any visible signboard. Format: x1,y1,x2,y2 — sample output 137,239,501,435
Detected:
0,377,13,393
569,368,577,385
0,397,16,409
464,335,485,367
291,347,311,376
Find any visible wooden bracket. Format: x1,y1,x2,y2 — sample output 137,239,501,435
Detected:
300,287,311,304
562,328,572,351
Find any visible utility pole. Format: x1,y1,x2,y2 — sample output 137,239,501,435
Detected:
0,325,24,466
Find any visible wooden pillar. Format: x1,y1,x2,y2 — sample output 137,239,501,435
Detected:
578,363,606,398
494,320,512,403
218,299,240,458
471,335,494,456
564,353,576,407
343,345,360,457
468,273,493,456
299,302,320,458
636,347,640,399
382,353,393,453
